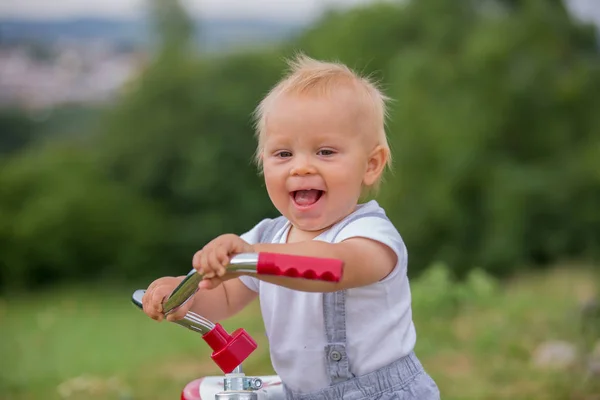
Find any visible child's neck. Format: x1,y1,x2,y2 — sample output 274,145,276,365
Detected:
285,203,361,243
286,225,325,243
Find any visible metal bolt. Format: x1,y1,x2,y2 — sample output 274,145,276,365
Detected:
250,378,263,390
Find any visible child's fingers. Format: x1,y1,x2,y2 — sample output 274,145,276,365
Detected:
143,289,165,321
150,288,168,314
207,248,223,273
207,246,227,277
142,281,162,311
192,249,203,270
194,247,213,272
216,246,230,267
199,249,210,274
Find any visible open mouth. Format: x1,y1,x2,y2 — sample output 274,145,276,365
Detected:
291,189,324,207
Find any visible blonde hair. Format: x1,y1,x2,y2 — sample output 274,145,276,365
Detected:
253,54,392,186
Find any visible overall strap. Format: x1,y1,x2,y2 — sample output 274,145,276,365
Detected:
323,290,353,384
322,210,390,384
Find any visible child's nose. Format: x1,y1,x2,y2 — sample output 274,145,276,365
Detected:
290,156,317,176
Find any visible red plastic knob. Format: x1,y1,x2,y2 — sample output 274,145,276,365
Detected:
202,324,257,373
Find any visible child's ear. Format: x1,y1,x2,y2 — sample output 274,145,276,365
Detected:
363,145,387,186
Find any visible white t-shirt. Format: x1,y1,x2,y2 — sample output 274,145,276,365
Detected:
239,200,416,394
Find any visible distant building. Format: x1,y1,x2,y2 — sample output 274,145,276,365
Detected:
0,41,146,110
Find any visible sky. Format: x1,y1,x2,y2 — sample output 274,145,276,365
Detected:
0,0,376,21
0,0,598,24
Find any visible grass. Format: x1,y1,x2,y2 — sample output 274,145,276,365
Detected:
1,266,599,400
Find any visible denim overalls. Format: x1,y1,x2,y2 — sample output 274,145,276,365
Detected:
260,212,440,400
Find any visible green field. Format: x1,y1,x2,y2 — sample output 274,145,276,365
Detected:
1,266,599,400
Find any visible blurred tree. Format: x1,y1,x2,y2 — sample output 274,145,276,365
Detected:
0,110,35,157
95,0,281,275
0,144,167,290
377,0,600,276
147,0,194,56
2,0,598,290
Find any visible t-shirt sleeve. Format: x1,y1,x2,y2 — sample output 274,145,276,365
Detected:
332,216,408,281
237,218,276,292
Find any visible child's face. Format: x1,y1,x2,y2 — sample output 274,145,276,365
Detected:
261,91,381,235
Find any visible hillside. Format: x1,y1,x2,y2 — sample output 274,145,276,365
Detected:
0,17,305,51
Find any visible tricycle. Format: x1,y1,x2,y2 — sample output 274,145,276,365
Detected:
131,252,344,400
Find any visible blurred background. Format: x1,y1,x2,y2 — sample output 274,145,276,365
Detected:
1,0,599,399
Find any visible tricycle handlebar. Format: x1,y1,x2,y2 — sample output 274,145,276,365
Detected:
162,252,343,316
130,252,343,374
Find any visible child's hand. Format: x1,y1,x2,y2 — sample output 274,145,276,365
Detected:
142,276,190,322
193,234,253,290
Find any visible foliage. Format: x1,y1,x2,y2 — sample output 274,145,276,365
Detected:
0,144,167,290
0,0,599,288
95,49,282,276
147,0,194,55
411,262,499,317
0,109,36,157
378,0,600,276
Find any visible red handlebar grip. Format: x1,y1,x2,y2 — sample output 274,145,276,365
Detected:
257,253,343,282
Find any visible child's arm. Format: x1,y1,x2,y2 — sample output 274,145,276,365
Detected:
194,233,397,293
250,239,397,292
185,278,257,322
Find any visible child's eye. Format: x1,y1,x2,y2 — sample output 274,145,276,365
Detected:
275,151,292,158
317,149,336,156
